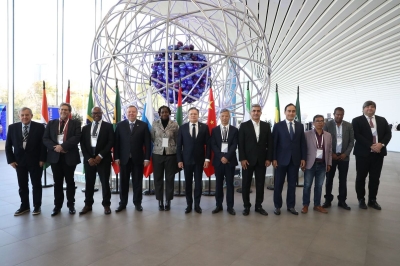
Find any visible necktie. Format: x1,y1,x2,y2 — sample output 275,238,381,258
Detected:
192,124,196,142
289,122,294,140
369,117,376,144
60,120,65,134
130,122,134,132
92,121,99,136
223,126,227,142
23,125,28,142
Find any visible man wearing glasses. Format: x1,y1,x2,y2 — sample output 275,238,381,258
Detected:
79,107,114,215
301,115,332,214
322,107,354,210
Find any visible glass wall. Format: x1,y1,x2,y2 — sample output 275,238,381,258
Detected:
0,1,7,139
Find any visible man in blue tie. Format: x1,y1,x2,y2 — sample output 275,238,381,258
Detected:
272,103,307,215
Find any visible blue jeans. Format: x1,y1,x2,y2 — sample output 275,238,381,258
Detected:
303,161,326,206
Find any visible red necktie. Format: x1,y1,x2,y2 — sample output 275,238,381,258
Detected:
369,117,376,144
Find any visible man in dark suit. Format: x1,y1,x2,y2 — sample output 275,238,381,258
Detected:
79,107,114,215
5,107,47,216
238,104,273,216
322,107,354,210
43,103,82,216
114,105,151,212
272,103,306,215
210,109,238,215
177,107,211,214
352,100,391,210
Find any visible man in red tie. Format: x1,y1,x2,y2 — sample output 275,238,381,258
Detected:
352,101,391,210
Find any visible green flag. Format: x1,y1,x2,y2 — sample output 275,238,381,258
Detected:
243,81,251,121
176,84,183,126
275,84,280,124
86,79,94,125
295,86,301,123
113,80,121,130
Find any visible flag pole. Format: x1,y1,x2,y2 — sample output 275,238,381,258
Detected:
174,78,185,196
41,80,54,188
143,79,155,196
111,79,120,194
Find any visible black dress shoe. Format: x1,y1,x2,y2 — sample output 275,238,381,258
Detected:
212,206,223,214
69,207,76,215
194,206,202,214
14,208,30,216
368,201,382,210
227,208,236,215
255,207,268,216
338,201,351,210
104,206,111,215
274,208,281,215
242,207,250,216
158,201,165,211
287,208,299,215
51,208,60,216
79,206,92,215
165,201,171,211
359,199,368,209
185,206,192,213
32,207,41,215
135,205,143,211
322,202,332,208
115,206,126,213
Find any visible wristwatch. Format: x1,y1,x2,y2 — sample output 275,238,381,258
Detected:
381,143,385,147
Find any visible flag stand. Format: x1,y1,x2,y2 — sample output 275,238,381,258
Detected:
267,169,275,190
202,175,215,196
42,168,53,188
111,174,120,194
143,174,155,195
174,171,185,196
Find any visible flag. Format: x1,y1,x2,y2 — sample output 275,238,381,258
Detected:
176,84,183,126
86,79,94,125
65,80,72,119
41,81,49,124
142,88,154,178
274,84,281,124
243,81,251,122
204,86,216,177
111,81,121,174
295,86,301,123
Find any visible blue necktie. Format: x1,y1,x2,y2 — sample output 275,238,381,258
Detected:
192,124,196,143
289,122,294,140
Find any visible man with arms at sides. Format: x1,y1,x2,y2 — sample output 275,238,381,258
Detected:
43,103,81,216
272,103,306,215
352,100,391,210
210,109,238,215
114,105,151,213
322,107,354,210
79,107,114,215
177,107,211,214
239,104,273,216
6,107,46,216
301,115,332,214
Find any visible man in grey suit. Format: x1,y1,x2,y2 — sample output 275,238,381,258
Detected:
322,107,354,210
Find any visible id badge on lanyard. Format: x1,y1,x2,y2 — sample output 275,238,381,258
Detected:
57,134,64,144
221,142,228,153
91,135,98,147
315,133,324,159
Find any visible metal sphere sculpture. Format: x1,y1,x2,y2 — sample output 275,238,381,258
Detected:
90,0,271,123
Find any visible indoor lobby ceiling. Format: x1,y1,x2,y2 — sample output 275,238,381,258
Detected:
245,0,400,115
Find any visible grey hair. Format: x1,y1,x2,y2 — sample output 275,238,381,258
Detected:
19,107,33,115
251,103,261,109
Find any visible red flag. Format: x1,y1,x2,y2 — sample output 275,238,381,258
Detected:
143,157,153,178
204,87,216,177
66,80,72,119
111,148,120,175
41,81,49,124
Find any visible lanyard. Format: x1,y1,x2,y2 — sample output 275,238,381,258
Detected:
91,121,101,136
221,125,229,141
59,119,69,134
314,130,324,149
336,124,342,138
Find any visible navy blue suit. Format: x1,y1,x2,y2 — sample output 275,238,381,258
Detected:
210,125,238,208
177,122,211,207
272,120,307,209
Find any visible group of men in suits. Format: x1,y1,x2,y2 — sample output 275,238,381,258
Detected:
5,99,392,217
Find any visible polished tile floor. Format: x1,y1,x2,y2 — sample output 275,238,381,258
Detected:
1,151,400,266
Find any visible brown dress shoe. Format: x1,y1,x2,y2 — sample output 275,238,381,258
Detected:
104,206,111,215
301,205,308,214
79,206,92,215
313,206,328,213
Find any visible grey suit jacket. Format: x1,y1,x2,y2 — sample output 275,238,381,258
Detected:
304,130,332,171
323,120,354,161
151,119,179,155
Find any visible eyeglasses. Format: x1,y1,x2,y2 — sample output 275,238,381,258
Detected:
314,120,324,123
92,112,103,115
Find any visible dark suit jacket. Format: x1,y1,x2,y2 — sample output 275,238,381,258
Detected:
114,119,151,165
176,122,211,164
272,120,307,166
5,121,47,167
80,121,114,163
210,125,238,167
323,120,354,161
43,119,82,166
352,115,391,157
238,120,273,166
